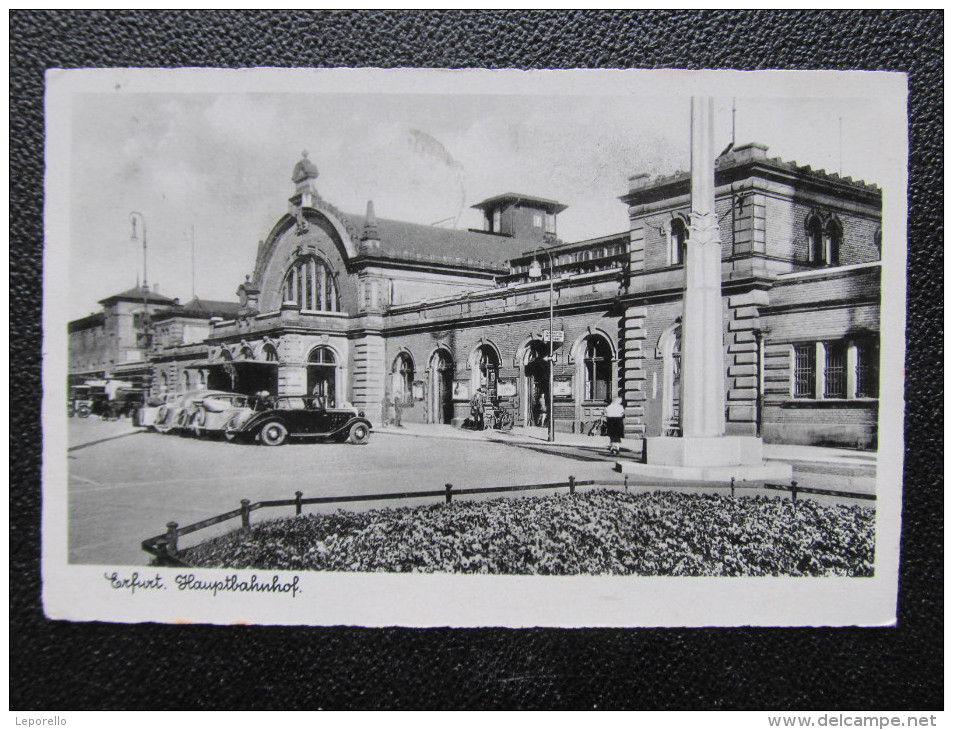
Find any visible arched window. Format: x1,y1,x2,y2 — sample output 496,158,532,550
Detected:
824,219,842,266
806,216,825,265
582,335,612,402
392,352,414,406
283,256,339,312
670,217,689,266
309,346,336,365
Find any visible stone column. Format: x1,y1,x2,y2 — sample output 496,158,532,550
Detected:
680,96,726,438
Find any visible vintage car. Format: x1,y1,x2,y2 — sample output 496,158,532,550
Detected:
224,396,372,446
187,393,258,438
68,385,94,418
150,389,236,434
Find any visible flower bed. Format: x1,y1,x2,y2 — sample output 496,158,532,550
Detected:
181,490,875,576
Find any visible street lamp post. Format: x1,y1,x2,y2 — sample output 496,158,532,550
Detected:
528,247,556,443
129,211,151,354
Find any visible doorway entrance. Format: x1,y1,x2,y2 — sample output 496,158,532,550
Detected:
429,349,454,424
307,346,337,407
522,340,550,427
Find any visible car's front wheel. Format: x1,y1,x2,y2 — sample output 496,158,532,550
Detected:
348,422,370,445
224,415,242,443
260,421,289,446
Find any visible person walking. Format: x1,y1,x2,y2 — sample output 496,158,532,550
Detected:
604,397,625,455
536,390,548,427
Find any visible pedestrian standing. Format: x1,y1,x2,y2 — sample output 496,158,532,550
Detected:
605,397,625,455
393,392,403,428
470,386,486,430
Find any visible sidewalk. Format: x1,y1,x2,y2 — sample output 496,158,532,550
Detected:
374,421,634,450
375,421,877,469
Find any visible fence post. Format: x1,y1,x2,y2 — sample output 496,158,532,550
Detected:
166,521,179,555
568,475,576,495
791,480,799,502
295,491,303,515
445,483,453,504
241,499,251,528
624,474,629,492
730,477,736,498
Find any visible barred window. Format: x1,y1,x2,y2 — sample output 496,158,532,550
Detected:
824,341,847,398
793,344,815,398
855,340,880,398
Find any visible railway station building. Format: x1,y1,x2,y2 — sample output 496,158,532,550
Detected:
75,144,883,452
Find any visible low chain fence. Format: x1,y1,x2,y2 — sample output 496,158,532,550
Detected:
141,476,875,567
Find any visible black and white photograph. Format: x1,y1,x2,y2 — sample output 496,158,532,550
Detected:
42,67,907,628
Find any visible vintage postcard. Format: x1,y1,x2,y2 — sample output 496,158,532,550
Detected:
42,67,907,627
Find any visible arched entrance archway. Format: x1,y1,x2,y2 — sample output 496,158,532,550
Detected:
391,352,414,407
207,349,235,392
307,346,337,407
471,344,500,397
428,349,454,424
522,340,549,427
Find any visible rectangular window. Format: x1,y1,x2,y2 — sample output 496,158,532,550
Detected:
544,213,556,233
855,340,879,398
793,344,815,398
533,214,542,228
824,341,847,398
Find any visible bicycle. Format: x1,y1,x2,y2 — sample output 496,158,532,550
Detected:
490,400,515,431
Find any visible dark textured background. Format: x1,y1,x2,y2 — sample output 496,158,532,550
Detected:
10,10,942,710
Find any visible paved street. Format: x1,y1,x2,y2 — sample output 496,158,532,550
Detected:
65,418,878,567
66,419,626,566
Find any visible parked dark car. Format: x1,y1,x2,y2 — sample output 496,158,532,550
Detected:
225,396,372,446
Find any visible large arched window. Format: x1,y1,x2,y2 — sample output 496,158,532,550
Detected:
283,256,339,312
392,352,415,406
582,335,613,402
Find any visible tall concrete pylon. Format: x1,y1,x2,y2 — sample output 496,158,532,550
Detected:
619,96,792,482
681,96,727,439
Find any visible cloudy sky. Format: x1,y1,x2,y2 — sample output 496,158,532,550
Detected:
56,69,902,316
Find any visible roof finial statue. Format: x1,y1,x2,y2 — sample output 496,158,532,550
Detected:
290,150,320,212
292,150,319,186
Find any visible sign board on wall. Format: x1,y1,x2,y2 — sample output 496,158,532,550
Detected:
452,380,470,401
497,379,517,397
553,377,573,398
